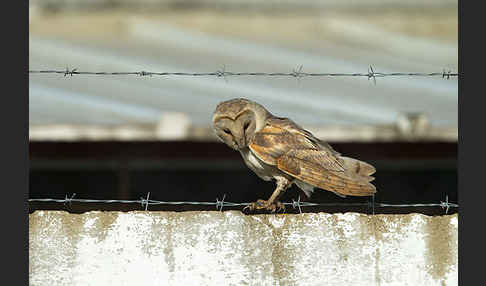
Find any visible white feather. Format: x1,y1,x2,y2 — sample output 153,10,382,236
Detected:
294,180,315,198
294,180,346,198
240,148,272,181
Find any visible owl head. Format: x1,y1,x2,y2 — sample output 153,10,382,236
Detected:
212,98,271,150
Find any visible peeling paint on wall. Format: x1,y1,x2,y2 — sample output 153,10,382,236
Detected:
29,211,458,286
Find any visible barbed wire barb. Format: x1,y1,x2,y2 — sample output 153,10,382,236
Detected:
292,65,304,83
141,192,150,211
368,65,377,85
442,69,452,80
139,71,152,77
217,65,229,82
64,193,76,211
440,195,451,214
216,194,226,212
64,67,77,77
291,196,303,214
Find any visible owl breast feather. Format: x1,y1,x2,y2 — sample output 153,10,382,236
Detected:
239,148,279,182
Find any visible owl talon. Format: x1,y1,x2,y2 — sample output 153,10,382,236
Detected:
275,201,285,213
242,200,285,213
243,201,259,212
242,204,253,212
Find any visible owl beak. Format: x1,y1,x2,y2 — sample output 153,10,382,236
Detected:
236,137,246,149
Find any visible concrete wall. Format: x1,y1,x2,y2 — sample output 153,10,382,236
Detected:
29,211,457,286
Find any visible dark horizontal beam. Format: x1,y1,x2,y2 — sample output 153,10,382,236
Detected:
30,141,457,161
29,158,457,171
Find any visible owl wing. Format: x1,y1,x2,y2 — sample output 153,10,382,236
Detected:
265,117,341,155
249,117,376,196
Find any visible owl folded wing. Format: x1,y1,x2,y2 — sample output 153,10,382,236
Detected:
249,120,376,196
276,149,376,196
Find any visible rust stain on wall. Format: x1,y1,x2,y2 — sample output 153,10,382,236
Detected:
423,215,457,282
29,211,458,286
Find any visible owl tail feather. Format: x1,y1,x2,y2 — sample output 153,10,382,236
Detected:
340,157,376,182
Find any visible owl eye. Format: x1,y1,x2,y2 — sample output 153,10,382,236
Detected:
223,128,232,135
243,122,250,131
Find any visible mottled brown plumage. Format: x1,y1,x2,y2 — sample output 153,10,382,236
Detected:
212,98,376,212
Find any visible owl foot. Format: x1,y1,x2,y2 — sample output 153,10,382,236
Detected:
243,199,285,213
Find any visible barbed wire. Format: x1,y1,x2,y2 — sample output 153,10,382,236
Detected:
28,66,458,83
29,193,458,214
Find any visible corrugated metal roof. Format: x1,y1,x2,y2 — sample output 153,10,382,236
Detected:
29,10,457,141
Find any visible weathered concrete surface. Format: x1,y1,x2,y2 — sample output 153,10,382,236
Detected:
29,211,457,286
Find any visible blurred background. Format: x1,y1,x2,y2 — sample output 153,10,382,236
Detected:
28,0,457,214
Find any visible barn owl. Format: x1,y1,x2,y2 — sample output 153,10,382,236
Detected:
212,98,376,212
